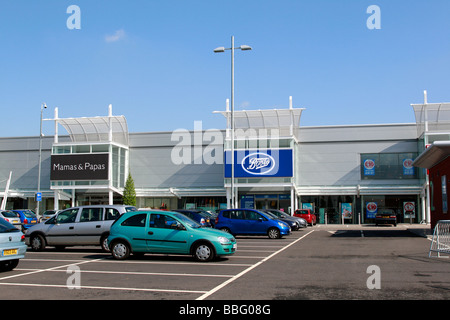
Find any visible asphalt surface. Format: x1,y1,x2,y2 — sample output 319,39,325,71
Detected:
1,223,448,312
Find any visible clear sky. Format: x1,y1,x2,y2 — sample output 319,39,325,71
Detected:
1,0,450,137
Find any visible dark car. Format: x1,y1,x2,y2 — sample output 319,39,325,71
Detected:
262,210,301,231
173,209,212,227
264,209,307,229
375,209,397,226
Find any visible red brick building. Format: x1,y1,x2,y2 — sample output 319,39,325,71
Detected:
413,141,450,229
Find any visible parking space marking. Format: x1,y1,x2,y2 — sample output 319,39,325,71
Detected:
15,268,234,278
0,282,208,294
95,259,253,267
1,231,312,299
196,230,315,300
0,258,104,282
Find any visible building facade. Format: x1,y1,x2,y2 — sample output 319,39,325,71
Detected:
1,99,449,225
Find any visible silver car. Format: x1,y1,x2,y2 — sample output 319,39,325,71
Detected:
25,205,137,252
0,210,22,230
0,218,27,271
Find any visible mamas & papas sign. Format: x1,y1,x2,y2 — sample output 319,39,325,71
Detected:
50,154,109,181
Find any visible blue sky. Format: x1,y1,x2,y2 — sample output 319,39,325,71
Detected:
1,0,450,136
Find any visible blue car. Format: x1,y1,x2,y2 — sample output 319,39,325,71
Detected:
0,218,27,271
12,209,39,231
215,208,291,239
107,210,237,262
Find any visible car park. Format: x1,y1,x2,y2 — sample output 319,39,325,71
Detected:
215,208,291,239
0,210,22,230
0,218,27,272
25,205,137,252
12,209,39,230
375,209,397,226
294,208,317,226
108,210,237,262
264,209,308,229
173,209,213,227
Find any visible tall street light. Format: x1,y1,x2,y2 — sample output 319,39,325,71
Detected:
36,102,47,219
214,36,252,208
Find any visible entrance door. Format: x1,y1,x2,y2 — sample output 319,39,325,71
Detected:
255,199,278,210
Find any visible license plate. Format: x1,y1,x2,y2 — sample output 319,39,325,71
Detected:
31,221,36,224
383,216,390,218
2,249,18,256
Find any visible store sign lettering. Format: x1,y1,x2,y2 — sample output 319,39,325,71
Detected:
51,154,109,181
242,153,275,175
224,149,293,178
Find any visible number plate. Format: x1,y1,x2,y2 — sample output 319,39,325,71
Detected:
2,249,18,256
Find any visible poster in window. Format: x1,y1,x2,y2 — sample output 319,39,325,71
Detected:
364,159,375,176
366,201,377,219
403,202,415,219
341,203,352,219
403,159,415,175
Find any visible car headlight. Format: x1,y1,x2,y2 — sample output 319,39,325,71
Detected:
218,236,231,245
278,222,286,228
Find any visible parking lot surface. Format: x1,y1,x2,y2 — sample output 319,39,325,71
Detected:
0,224,449,304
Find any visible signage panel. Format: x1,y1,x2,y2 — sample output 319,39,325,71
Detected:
224,149,293,178
50,153,109,181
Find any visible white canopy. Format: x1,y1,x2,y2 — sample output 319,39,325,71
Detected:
44,105,129,145
412,103,450,137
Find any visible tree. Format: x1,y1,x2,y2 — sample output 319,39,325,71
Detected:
123,173,136,206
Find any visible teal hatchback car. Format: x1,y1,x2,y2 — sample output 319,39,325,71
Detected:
107,210,237,262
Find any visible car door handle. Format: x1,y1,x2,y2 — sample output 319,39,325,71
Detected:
96,225,101,228
69,226,74,230
148,231,153,235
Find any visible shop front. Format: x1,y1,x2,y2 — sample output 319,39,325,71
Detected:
298,194,421,225
239,194,292,212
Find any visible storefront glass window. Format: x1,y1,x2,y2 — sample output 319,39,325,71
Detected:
361,153,418,179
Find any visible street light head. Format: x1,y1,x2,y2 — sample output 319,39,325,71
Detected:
240,45,252,51
213,46,225,53
42,103,47,109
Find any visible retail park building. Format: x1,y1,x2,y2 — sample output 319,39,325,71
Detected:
1,96,450,225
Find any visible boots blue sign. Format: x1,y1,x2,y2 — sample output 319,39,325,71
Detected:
224,149,293,178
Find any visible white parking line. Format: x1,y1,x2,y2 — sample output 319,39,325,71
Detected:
101,259,255,267
196,230,315,300
16,268,234,278
0,282,208,294
0,258,104,281
23,257,253,267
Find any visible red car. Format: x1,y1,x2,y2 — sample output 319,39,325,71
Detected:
294,209,316,226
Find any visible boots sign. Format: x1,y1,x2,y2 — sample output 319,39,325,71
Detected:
50,154,109,181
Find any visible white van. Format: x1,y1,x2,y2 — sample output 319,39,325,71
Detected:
25,205,137,252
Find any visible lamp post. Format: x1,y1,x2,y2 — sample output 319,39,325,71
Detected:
36,102,47,219
214,36,252,208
